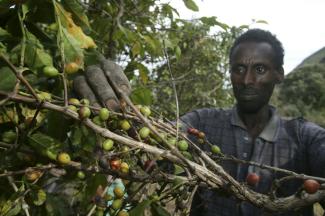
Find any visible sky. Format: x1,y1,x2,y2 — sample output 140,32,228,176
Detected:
168,0,325,74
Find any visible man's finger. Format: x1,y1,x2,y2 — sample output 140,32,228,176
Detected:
85,65,119,110
100,59,132,96
73,75,100,108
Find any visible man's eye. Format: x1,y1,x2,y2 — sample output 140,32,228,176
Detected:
255,65,266,74
232,66,245,74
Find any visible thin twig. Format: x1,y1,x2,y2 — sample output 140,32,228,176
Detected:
18,5,26,69
215,154,325,183
86,186,108,216
52,0,68,106
162,40,180,141
0,54,38,99
1,90,325,212
6,173,30,216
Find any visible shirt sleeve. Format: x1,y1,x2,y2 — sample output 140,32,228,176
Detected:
180,110,200,130
301,121,325,178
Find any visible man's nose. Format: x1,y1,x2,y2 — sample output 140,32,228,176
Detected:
243,69,255,86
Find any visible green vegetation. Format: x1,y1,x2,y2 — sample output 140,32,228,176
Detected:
273,47,325,127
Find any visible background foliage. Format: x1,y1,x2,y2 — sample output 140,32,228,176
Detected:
272,47,325,127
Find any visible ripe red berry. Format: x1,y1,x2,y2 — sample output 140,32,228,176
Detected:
110,159,121,171
246,173,260,186
303,179,320,194
187,128,199,135
198,132,205,139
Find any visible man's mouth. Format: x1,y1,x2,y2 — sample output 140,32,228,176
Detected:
238,89,259,100
240,93,259,100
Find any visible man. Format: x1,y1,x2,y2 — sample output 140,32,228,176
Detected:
74,29,325,215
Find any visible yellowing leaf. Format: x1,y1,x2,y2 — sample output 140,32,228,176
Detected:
33,189,47,206
132,41,141,57
55,3,96,49
0,107,18,124
61,27,84,68
62,0,90,28
20,104,45,125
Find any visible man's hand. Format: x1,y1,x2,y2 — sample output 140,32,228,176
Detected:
73,55,131,110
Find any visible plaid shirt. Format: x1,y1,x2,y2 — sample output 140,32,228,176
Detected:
180,106,325,216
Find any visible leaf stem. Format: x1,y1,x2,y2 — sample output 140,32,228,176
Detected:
52,0,68,106
17,5,26,69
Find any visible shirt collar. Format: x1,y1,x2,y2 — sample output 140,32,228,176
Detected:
230,105,280,142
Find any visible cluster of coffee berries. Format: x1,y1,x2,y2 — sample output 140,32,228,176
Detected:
95,181,129,216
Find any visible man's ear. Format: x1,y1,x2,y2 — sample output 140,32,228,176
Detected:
275,67,284,84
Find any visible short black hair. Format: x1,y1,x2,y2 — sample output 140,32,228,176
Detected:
229,29,284,69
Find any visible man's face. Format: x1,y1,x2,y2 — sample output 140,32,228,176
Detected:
230,42,284,113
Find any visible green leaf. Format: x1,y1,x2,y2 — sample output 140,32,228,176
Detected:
32,189,47,206
80,125,96,152
27,132,62,159
239,25,249,29
175,46,181,60
82,174,107,207
4,201,21,216
183,0,199,11
0,26,10,38
130,87,153,106
46,194,72,216
21,4,30,20
118,25,137,42
129,199,152,216
174,164,185,175
0,200,12,215
70,125,96,152
215,21,229,31
136,63,149,84
255,19,268,24
46,110,70,141
0,67,16,91
143,35,156,50
132,41,141,57
24,31,53,70
200,16,218,26
0,42,6,54
150,203,171,216
61,0,90,28
70,125,83,147
0,106,18,124
84,49,102,66
143,35,162,56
